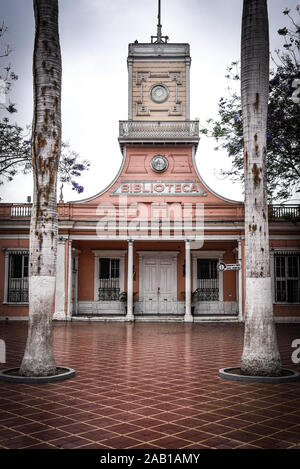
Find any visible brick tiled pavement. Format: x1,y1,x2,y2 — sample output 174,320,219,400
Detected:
0,321,299,449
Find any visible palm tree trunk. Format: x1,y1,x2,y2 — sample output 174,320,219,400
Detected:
19,0,61,376
240,0,281,376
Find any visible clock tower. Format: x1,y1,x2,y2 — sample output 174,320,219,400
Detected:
127,35,191,121
119,0,199,149
127,0,191,122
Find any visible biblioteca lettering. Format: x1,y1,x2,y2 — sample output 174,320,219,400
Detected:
113,181,205,196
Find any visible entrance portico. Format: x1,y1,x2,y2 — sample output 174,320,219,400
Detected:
63,236,241,322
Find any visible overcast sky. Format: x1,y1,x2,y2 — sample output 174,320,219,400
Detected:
1,0,299,203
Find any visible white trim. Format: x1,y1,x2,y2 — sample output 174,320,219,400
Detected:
1,227,298,238
184,240,193,322
129,59,190,63
67,225,300,234
237,240,243,321
270,249,276,305
137,250,180,256
274,317,300,323
71,249,80,316
53,238,66,320
185,61,190,120
191,250,226,258
82,235,205,241
128,60,133,120
271,247,300,252
269,235,300,240
66,240,72,320
72,316,127,322
92,250,126,302
1,315,299,323
3,249,9,303
0,232,29,236
269,226,300,232
0,317,29,321
92,250,127,256
126,240,134,320
2,302,28,306
1,247,29,251
70,234,244,241
69,223,247,230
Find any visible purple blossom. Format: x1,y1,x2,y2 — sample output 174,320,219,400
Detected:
65,157,75,165
72,181,84,193
73,164,84,171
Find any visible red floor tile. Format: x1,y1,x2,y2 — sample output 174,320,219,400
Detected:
0,321,299,449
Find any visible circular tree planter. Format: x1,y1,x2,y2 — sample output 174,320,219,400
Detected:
219,367,300,384
0,367,75,384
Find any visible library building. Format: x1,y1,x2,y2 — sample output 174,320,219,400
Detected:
0,22,299,324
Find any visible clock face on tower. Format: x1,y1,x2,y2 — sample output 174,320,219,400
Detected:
150,155,168,173
150,83,169,103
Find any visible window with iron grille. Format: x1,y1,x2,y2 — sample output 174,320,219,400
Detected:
99,258,120,301
196,259,219,301
8,251,29,302
274,252,300,303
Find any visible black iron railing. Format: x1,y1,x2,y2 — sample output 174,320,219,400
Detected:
8,278,29,302
98,278,120,301
270,205,300,220
194,279,219,302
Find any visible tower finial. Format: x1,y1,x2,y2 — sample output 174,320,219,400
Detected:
151,0,169,44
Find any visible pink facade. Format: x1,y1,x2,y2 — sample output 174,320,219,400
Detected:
0,35,299,323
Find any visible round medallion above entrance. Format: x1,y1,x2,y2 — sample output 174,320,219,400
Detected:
150,83,169,103
150,155,169,173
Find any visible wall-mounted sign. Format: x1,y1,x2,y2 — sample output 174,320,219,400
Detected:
218,262,241,271
111,181,207,196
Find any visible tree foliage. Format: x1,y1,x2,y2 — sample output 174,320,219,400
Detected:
0,22,90,198
0,23,26,188
0,22,18,114
0,124,90,196
200,6,300,202
57,143,90,195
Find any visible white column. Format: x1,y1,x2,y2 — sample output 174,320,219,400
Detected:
270,248,275,309
184,240,193,322
126,240,134,321
238,239,243,322
128,60,133,120
53,238,66,320
3,249,9,303
66,239,72,320
185,59,191,120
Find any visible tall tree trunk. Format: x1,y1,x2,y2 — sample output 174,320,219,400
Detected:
19,0,61,376
240,0,281,376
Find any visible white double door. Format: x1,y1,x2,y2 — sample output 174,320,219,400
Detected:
139,253,177,314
